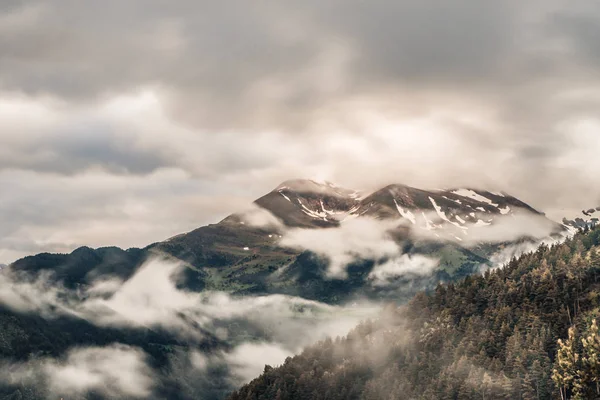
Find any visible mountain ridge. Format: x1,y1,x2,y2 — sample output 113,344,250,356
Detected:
7,179,565,304
251,179,552,230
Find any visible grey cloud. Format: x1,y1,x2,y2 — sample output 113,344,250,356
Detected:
0,1,580,130
0,1,322,129
2,1,597,126
295,0,517,85
548,3,600,66
38,126,175,175
0,126,175,175
0,1,600,260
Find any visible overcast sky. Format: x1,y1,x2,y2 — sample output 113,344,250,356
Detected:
1,0,600,263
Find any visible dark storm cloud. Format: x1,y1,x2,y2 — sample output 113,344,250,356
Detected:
2,1,595,124
0,1,542,129
0,1,321,128
0,124,176,175
2,1,599,137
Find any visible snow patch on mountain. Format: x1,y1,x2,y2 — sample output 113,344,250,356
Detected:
279,191,292,202
443,195,462,205
429,197,467,231
393,199,416,224
451,189,499,207
298,199,328,221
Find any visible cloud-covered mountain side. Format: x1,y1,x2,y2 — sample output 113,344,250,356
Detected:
0,257,380,399
8,180,568,305
0,179,571,399
8,179,566,305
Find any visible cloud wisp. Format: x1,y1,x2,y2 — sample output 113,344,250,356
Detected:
368,255,439,287
0,257,381,387
0,258,373,336
275,210,561,279
0,344,154,399
280,218,400,278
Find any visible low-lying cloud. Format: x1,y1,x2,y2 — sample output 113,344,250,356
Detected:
225,343,294,384
280,218,400,278
485,235,563,271
275,210,560,279
238,204,285,229
1,258,378,340
368,255,439,287
0,344,154,399
0,208,567,393
407,210,561,246
0,257,381,389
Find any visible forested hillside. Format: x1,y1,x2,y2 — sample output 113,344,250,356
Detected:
229,226,600,400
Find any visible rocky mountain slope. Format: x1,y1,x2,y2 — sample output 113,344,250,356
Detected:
9,179,565,303
252,179,543,232
253,179,363,228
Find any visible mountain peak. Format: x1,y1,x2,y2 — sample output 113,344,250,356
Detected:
275,179,344,193
251,179,362,228
250,179,557,235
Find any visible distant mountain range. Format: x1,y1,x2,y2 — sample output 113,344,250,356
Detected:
9,179,565,303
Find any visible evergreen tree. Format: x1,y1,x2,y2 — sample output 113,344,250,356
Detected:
552,327,581,400
581,319,600,396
